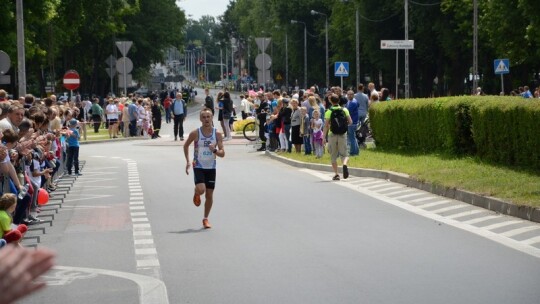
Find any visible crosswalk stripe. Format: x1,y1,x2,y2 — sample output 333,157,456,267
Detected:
380,188,414,195
462,215,502,225
522,235,540,245
446,209,484,219
361,180,388,187
418,200,452,209
369,185,404,191
500,226,540,238
481,220,523,231
391,191,427,200
430,205,469,214
407,196,438,203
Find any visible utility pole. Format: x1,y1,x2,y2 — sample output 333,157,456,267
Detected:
404,0,410,98
472,0,478,94
16,0,26,96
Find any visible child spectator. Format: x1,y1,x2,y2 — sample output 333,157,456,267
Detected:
300,106,311,155
65,119,81,175
311,110,324,158
0,193,27,244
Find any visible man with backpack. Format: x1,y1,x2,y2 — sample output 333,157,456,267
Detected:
324,93,352,180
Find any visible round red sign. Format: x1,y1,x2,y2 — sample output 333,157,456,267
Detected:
63,70,80,91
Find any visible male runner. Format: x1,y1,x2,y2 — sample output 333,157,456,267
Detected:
183,109,225,229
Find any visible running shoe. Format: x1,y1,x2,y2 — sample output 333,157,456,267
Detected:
332,175,340,181
193,193,201,207
202,219,212,229
343,165,349,179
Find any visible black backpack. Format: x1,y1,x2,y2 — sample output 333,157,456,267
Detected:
330,107,348,135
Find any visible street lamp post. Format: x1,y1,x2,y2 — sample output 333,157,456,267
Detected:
311,10,329,90
291,19,307,89
274,26,289,91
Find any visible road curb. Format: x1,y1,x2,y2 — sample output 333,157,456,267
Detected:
265,151,540,224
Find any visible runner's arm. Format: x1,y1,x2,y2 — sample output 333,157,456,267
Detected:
183,130,197,175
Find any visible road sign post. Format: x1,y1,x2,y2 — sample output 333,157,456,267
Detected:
63,70,80,98
381,40,414,99
334,62,349,89
494,59,509,94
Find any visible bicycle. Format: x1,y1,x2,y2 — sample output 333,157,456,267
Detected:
242,116,258,141
242,115,263,150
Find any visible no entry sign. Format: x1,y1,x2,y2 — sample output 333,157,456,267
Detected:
63,70,80,91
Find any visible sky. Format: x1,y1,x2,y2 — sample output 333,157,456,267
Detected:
177,0,230,21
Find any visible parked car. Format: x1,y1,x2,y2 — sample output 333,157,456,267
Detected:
134,87,149,97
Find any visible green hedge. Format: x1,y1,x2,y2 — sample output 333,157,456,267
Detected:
369,96,540,170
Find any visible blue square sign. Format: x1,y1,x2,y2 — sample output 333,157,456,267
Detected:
494,59,510,75
334,62,349,77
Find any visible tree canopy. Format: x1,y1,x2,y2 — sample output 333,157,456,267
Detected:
1,0,186,97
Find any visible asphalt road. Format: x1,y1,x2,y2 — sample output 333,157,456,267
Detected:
21,93,540,304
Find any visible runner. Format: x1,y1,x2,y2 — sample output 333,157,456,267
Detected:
183,109,225,229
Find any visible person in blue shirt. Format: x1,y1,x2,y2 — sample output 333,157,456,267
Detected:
172,92,187,141
346,90,360,156
65,119,81,175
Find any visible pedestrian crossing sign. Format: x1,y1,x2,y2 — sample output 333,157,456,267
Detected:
334,62,349,77
494,59,510,75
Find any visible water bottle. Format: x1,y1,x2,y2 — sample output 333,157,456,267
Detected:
18,184,29,200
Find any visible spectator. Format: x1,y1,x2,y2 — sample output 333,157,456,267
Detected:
90,98,103,133
0,104,25,134
151,99,163,139
324,94,352,180
300,106,311,155
203,88,214,116
311,109,324,158
290,99,303,153
222,92,233,141
0,193,27,244
0,244,55,304
65,119,81,176
105,98,119,139
345,90,359,156
172,93,187,141
355,83,369,126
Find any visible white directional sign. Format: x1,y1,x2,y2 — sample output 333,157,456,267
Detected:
494,59,510,75
334,62,349,77
380,40,415,50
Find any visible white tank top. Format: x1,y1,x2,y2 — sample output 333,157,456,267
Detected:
193,127,217,169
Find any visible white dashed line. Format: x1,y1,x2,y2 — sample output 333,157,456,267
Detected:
124,158,163,282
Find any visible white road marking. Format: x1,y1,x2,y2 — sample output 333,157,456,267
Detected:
133,231,152,236
462,215,502,225
391,191,428,200
130,206,145,210
135,239,154,245
300,169,540,259
136,248,158,255
430,205,469,214
407,196,439,203
137,259,160,267
418,200,452,209
522,236,540,245
446,209,485,219
383,188,418,196
131,212,148,217
501,226,540,238
132,217,148,222
54,266,168,304
480,220,524,231
367,184,403,191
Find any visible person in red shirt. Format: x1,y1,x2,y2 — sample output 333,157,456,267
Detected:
163,95,172,123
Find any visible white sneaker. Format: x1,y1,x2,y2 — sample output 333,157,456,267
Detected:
223,137,230,141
